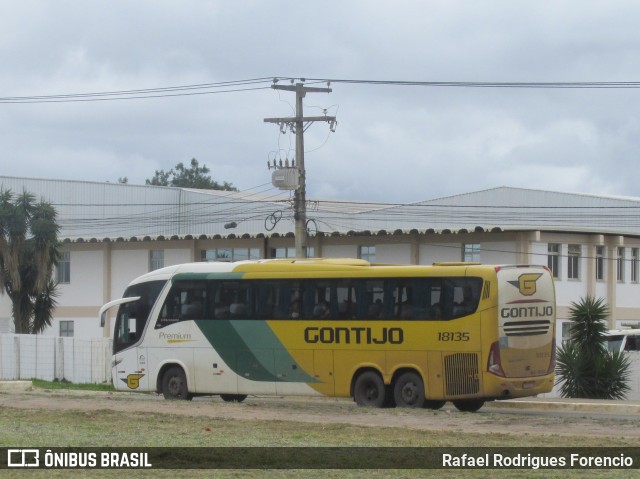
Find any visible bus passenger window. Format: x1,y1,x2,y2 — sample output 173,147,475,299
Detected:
368,299,383,318
313,300,330,318
360,280,384,319
214,284,234,318
448,278,482,319
181,289,205,319
289,296,302,318
336,282,356,319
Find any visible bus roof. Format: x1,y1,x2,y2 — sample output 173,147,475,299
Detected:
126,259,548,286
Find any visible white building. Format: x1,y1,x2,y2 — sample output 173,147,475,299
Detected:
1,175,640,344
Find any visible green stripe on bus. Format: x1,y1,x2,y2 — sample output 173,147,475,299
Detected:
195,320,317,383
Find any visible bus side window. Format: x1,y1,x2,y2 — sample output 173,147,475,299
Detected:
398,283,414,319
336,281,356,319
359,280,384,319
289,284,303,319
181,289,205,319
428,282,442,319
213,284,233,319
156,289,180,328
449,278,482,319
307,281,335,319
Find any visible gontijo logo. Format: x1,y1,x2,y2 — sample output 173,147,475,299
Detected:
122,373,145,389
508,273,543,296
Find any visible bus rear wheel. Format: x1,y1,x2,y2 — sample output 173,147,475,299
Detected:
162,367,192,400
353,371,386,407
452,399,485,412
393,372,426,408
220,394,247,403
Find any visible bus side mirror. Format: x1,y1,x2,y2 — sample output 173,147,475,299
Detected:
99,296,141,327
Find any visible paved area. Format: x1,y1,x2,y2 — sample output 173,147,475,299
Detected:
485,396,640,414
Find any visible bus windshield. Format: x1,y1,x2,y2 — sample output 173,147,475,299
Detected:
113,280,166,354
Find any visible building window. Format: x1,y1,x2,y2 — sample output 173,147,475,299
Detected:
56,251,71,284
269,247,314,259
632,248,639,283
359,245,376,263
567,244,581,280
595,246,604,281
462,244,480,262
561,321,573,345
202,248,261,262
59,320,74,337
149,250,164,271
271,247,296,259
547,244,560,278
617,247,625,282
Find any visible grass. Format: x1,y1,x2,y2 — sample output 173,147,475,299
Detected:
1,391,639,479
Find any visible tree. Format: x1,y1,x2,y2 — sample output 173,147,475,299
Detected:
146,158,237,191
555,296,631,399
0,189,60,334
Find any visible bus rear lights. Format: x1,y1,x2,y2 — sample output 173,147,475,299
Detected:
488,341,506,377
546,340,557,375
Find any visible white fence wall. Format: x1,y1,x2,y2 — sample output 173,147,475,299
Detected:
0,334,112,384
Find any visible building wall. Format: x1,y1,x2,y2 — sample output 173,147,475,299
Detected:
322,244,357,258
419,243,460,264
2,230,640,339
376,243,411,264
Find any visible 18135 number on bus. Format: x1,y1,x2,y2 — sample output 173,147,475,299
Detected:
437,331,470,342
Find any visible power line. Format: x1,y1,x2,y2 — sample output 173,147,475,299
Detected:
7,76,640,105
302,78,640,89
0,78,276,104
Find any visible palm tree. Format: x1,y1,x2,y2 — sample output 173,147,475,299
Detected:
555,296,631,399
0,189,60,334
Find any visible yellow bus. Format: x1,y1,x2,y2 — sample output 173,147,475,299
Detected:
99,259,556,412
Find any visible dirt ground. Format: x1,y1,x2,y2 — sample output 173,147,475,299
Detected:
1,387,640,439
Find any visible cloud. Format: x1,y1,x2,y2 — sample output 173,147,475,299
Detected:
2,1,640,204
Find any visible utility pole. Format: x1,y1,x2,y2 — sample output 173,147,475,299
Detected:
264,80,336,258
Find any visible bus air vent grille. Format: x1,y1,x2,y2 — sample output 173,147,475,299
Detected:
482,281,491,300
444,353,480,396
503,320,551,337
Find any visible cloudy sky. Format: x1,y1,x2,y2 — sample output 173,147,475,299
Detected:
1,1,640,203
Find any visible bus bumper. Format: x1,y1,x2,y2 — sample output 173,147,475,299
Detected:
483,372,555,399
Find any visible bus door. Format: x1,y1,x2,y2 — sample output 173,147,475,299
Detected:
112,304,151,392
107,279,167,392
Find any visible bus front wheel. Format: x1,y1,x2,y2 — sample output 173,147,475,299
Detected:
353,371,386,407
393,372,426,408
162,367,193,400
452,399,485,412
